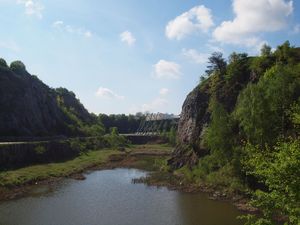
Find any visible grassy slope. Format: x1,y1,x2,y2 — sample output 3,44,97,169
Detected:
0,149,122,187
0,144,173,187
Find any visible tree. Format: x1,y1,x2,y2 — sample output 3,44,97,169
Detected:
235,64,300,146
205,52,227,76
260,44,272,57
243,140,300,225
0,58,8,68
204,99,235,166
106,127,128,150
10,60,26,73
168,126,177,146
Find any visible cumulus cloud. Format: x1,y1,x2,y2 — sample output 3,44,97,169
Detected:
52,20,92,38
182,48,209,64
166,5,214,40
120,31,136,46
17,0,44,19
153,60,181,79
213,0,293,47
95,87,124,100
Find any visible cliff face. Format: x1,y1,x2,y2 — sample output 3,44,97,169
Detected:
168,84,210,169
0,65,92,137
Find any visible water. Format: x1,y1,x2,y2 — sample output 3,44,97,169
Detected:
0,169,244,225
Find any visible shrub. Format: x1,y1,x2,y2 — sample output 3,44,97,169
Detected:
34,145,46,155
10,60,26,74
0,58,8,68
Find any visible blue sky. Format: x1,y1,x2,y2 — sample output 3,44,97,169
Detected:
0,0,299,115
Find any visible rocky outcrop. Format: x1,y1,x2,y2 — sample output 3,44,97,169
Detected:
0,62,92,138
168,84,210,169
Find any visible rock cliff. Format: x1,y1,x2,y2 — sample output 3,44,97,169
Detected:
168,84,211,169
0,60,93,138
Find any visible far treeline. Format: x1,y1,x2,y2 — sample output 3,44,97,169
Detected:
178,41,300,225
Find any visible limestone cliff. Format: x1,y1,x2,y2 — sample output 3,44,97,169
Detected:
168,84,210,169
0,61,93,137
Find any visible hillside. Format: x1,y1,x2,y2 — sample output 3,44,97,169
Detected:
168,41,300,224
0,60,94,138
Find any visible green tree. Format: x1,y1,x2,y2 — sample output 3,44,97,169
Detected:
204,99,234,166
0,58,8,68
205,52,227,76
168,126,177,146
243,140,300,225
235,65,300,146
260,44,272,57
106,127,128,150
10,60,26,73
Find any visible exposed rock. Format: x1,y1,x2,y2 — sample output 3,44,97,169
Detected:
0,65,92,138
168,84,210,169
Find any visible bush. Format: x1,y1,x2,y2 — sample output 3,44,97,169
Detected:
10,60,26,74
34,145,46,155
0,58,8,68
105,127,128,150
242,140,300,224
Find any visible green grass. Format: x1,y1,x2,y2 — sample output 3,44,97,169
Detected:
0,149,122,187
129,143,173,153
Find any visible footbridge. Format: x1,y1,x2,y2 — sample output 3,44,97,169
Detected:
135,113,180,135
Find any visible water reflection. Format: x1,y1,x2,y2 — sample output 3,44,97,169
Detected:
0,169,244,225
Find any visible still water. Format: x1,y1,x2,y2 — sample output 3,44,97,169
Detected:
0,169,244,225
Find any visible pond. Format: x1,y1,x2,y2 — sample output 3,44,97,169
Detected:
0,168,244,225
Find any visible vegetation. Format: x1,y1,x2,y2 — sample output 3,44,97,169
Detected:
0,149,121,187
161,126,177,146
98,113,144,134
105,127,128,150
181,41,300,224
10,60,26,74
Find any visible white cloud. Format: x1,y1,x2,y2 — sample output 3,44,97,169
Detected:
182,48,209,64
159,88,170,96
120,31,136,46
166,5,214,40
52,20,63,28
153,60,181,79
95,87,125,100
213,0,293,47
17,0,44,19
52,20,92,38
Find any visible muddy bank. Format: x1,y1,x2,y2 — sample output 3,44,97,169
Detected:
0,147,256,215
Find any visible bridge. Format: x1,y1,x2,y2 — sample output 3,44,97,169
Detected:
135,113,180,135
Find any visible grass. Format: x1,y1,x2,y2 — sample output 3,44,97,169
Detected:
128,143,173,153
0,144,173,187
0,149,122,187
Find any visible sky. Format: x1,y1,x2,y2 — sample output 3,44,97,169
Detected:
0,0,299,115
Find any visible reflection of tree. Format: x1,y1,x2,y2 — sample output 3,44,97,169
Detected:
176,192,243,225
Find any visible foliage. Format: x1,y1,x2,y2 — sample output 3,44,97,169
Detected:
34,145,46,155
235,64,300,146
98,113,144,134
205,52,227,76
204,99,235,166
105,127,128,150
242,140,300,225
10,60,26,74
186,41,300,224
0,58,8,68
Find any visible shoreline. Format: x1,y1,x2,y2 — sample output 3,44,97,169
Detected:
0,144,256,215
